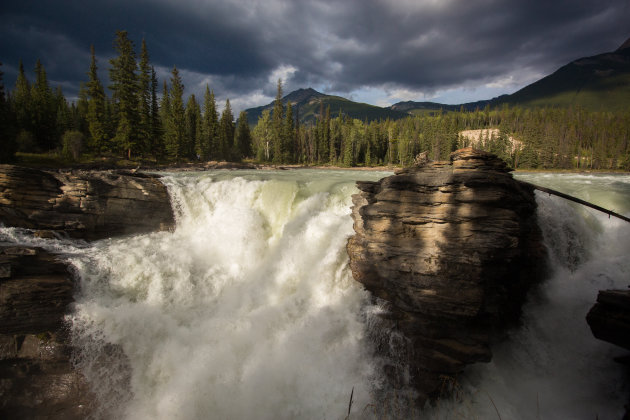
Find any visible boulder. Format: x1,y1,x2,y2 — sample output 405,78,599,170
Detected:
587,289,630,351
347,147,546,403
0,165,175,240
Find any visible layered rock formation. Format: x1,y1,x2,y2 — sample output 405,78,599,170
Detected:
0,165,175,240
0,245,93,419
347,148,546,402
0,164,176,418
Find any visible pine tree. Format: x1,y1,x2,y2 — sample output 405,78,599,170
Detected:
198,85,218,160
109,30,139,158
0,62,17,162
13,60,32,143
164,67,185,160
184,94,201,159
31,59,57,150
272,79,284,163
137,39,152,156
283,101,294,163
86,45,108,153
218,99,234,160
150,67,163,159
234,110,252,160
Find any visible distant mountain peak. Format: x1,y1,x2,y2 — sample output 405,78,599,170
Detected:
617,37,630,52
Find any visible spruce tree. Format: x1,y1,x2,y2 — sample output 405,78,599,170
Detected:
164,67,185,160
13,60,32,142
0,62,17,162
234,111,252,160
218,99,234,160
86,45,108,153
109,30,139,159
184,94,201,159
283,101,294,163
137,39,152,156
150,67,163,159
198,85,218,160
31,59,57,150
272,79,284,163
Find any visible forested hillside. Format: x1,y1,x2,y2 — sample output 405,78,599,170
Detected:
1,31,629,170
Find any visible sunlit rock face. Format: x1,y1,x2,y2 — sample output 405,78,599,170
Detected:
0,165,174,240
347,147,547,403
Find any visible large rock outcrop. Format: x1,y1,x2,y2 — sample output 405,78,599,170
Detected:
0,164,176,418
0,165,175,240
0,245,93,419
347,148,546,403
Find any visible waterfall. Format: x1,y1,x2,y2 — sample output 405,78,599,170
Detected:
66,169,390,419
428,173,630,419
1,170,628,419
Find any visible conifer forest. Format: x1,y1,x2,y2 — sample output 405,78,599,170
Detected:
1,31,629,170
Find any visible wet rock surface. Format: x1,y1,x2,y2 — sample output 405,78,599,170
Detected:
0,164,175,240
347,147,547,403
587,289,630,351
0,245,93,419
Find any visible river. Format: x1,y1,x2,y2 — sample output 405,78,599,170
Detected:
1,170,628,419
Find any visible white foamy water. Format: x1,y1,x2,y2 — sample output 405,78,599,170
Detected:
1,170,628,419
67,169,391,419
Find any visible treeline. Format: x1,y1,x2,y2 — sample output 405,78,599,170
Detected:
251,99,630,170
1,31,629,170
0,30,252,163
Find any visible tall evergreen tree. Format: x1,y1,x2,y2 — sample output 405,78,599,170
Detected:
0,62,17,162
109,30,139,158
283,101,295,163
137,39,152,156
218,99,234,160
163,67,185,159
198,85,218,160
272,78,284,163
150,67,163,158
234,110,252,159
13,60,32,140
86,45,108,153
184,94,201,159
31,59,57,150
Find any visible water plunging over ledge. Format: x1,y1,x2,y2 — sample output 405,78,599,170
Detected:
1,170,628,419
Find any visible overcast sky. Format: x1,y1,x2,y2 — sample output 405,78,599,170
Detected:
1,0,629,114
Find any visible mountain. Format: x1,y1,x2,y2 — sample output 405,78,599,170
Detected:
244,88,408,126
391,38,630,113
497,38,630,111
244,38,630,126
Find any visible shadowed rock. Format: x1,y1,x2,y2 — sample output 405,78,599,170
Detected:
587,289,630,351
347,147,547,403
0,245,94,419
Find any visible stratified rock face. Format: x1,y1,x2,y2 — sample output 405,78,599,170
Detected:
0,165,175,240
0,245,93,419
347,147,546,402
587,289,630,351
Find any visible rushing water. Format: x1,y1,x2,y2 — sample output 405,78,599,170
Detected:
1,170,629,419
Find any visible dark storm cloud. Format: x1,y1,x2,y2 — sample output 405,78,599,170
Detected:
1,0,628,108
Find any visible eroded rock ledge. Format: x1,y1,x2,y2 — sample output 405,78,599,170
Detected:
0,164,175,240
347,147,547,403
0,245,93,419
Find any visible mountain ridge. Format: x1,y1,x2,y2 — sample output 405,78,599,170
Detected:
244,38,630,124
